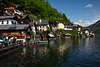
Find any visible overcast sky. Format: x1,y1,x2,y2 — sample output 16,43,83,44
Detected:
49,0,100,27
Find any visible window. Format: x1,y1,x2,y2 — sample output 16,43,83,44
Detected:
7,20,9,24
2,21,3,24
12,21,16,24
11,21,14,24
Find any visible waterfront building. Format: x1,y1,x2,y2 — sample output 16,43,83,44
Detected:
84,29,90,37
35,19,49,33
57,23,64,30
0,16,17,25
35,19,49,40
64,23,73,30
0,15,31,42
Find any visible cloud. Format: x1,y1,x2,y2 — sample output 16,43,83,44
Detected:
85,4,94,8
73,4,100,27
93,10,100,20
73,19,97,27
73,10,100,27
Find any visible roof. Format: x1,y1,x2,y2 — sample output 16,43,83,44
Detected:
64,23,73,26
36,20,49,25
22,15,28,19
0,24,29,30
0,16,15,20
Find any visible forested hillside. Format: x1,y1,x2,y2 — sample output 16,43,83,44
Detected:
1,0,70,25
88,20,100,34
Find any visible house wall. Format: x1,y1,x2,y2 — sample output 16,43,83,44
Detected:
0,19,17,25
64,28,73,30
0,31,26,39
64,26,73,30
37,25,47,31
78,27,82,31
85,30,90,35
57,23,64,29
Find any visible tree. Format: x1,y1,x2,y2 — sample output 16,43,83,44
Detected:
4,0,71,25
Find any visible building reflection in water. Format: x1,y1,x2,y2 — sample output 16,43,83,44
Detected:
0,37,99,67
31,44,49,63
84,38,96,53
58,44,66,56
16,39,75,65
21,47,27,56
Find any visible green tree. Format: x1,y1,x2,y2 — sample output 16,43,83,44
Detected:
4,0,71,25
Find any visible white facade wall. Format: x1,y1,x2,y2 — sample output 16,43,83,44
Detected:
37,26,48,31
0,20,17,25
64,28,73,30
64,25,73,30
85,30,89,36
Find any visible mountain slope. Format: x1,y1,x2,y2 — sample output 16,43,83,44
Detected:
2,0,71,25
88,20,100,34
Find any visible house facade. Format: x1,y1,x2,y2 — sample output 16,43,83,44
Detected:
0,16,31,40
35,19,49,33
0,16,17,25
57,23,64,30
0,25,29,38
64,23,73,30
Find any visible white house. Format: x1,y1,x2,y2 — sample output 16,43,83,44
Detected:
64,24,73,30
84,29,90,36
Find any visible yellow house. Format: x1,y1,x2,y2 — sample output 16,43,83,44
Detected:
57,23,64,30
36,19,49,33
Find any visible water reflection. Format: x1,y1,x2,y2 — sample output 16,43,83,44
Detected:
0,37,100,67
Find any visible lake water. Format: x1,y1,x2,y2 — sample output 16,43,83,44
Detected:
0,37,100,67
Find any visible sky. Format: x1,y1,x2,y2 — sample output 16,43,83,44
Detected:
49,0,100,27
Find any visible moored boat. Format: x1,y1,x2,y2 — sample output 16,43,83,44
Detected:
64,33,71,38
37,40,48,44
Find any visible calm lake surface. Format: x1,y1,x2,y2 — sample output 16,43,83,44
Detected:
0,37,100,67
